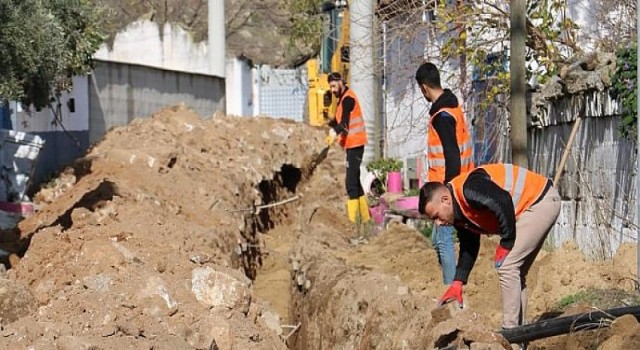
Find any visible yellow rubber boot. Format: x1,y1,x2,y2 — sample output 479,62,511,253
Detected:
347,199,359,223
358,196,371,223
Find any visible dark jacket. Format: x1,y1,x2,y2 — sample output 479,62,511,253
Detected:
429,89,462,182
448,168,552,283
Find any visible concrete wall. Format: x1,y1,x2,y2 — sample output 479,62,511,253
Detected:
226,57,254,117
89,60,225,143
94,21,213,76
9,76,90,185
91,19,226,143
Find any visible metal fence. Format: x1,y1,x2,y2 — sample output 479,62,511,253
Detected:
255,66,308,123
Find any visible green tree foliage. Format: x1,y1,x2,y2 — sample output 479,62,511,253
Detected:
437,0,579,110
0,0,105,109
288,0,325,56
610,45,637,139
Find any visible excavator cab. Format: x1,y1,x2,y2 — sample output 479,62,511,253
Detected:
305,0,350,126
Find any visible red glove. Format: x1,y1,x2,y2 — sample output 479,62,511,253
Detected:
438,280,464,307
494,244,511,268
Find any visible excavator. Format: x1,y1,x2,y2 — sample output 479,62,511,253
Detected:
305,0,350,127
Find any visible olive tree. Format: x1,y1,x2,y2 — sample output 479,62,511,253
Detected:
0,0,105,109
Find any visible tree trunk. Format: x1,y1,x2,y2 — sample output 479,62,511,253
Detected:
509,0,528,168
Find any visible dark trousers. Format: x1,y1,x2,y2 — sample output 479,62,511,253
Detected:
346,146,365,199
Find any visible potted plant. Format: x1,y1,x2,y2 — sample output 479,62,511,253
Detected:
366,157,403,194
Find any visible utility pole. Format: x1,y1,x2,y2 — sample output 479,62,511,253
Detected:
634,0,640,290
350,0,376,164
208,0,226,79
510,0,528,168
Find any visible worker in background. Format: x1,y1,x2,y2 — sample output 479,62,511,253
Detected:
418,163,561,336
326,72,370,224
415,62,474,285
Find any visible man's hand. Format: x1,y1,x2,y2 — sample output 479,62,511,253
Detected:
438,280,464,308
494,244,511,268
325,129,337,146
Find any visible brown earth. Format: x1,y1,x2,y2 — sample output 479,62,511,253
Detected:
0,105,636,349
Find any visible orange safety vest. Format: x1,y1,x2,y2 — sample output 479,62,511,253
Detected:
336,88,367,149
449,164,549,235
427,106,474,182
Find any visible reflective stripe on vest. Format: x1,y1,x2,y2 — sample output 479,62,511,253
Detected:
503,164,528,209
426,105,475,182
336,88,367,149
449,164,549,234
428,139,474,154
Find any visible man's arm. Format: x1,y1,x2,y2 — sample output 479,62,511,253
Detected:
462,169,517,249
453,228,481,283
431,113,461,182
329,97,354,135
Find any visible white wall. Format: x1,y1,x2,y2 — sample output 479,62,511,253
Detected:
566,0,600,51
225,58,254,117
382,13,468,162
14,76,89,133
94,20,213,76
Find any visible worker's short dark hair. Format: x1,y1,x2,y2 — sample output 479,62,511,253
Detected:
415,62,441,89
328,72,342,83
418,181,447,215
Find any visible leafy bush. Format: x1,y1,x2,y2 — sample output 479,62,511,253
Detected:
610,45,637,139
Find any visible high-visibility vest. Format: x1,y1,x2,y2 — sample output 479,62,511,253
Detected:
336,88,367,149
427,106,474,182
449,164,549,234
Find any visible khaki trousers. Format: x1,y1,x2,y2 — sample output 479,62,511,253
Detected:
498,186,561,329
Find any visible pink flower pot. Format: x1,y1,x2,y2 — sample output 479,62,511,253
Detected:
387,171,402,193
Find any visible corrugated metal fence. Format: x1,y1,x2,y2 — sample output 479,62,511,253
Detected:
529,88,636,259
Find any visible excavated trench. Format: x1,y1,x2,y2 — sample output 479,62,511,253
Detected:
239,163,302,281
0,107,467,349
236,153,326,347
1,108,638,349
239,152,451,349
236,154,640,350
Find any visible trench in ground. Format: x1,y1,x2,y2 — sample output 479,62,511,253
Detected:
236,162,311,348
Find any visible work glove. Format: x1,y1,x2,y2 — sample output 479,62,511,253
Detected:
437,280,464,308
494,244,511,268
325,129,337,146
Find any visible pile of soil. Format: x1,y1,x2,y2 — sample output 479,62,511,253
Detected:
0,105,636,349
0,105,326,349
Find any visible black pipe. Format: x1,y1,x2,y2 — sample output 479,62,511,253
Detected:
500,305,640,343
438,305,640,349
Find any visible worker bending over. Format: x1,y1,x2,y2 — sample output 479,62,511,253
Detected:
418,163,560,332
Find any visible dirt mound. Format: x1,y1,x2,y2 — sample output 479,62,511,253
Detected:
0,104,636,349
1,105,328,349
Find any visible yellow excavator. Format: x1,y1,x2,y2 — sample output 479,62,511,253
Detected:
305,0,350,127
